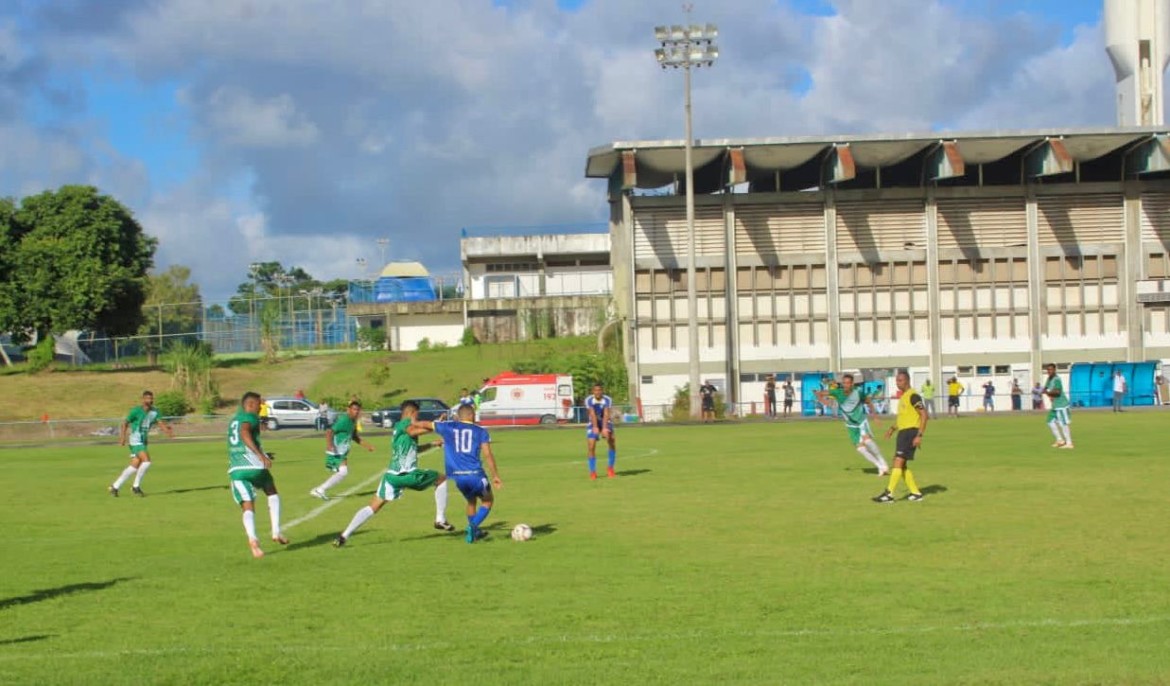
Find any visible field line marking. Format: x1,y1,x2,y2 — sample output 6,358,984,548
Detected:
2,614,1169,662
281,469,385,531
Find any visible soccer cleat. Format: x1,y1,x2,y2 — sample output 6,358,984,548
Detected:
606,466,616,478
877,470,890,477
906,493,925,502
272,535,289,545
589,472,598,481
1051,441,1066,448
434,521,455,532
309,488,329,500
132,487,145,497
249,540,265,559
108,485,119,497
332,534,347,548
872,491,896,503
1061,443,1075,450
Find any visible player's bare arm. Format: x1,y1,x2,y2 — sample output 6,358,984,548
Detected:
160,419,174,438
119,420,129,446
325,427,336,454
913,397,928,447
353,432,375,452
241,420,271,469
483,443,502,489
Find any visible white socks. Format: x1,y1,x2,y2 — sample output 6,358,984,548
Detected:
434,480,449,523
1061,426,1073,445
112,465,138,489
317,465,348,494
1049,422,1064,442
856,444,888,472
242,510,258,541
267,494,282,538
866,442,889,472
343,505,376,538
132,461,151,488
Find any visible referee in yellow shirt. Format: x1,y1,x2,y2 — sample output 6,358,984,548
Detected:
873,370,927,503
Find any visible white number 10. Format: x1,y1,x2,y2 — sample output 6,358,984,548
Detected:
456,429,473,453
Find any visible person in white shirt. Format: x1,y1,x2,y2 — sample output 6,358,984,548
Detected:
1112,370,1127,413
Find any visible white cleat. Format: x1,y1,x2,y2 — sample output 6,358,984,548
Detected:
309,488,330,501
1051,441,1066,448
1060,443,1075,450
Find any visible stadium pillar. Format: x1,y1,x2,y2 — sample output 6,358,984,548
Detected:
824,190,842,374
1123,185,1144,361
723,192,739,408
1025,189,1044,377
925,189,943,389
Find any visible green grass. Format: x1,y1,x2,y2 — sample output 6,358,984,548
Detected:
2,411,1169,684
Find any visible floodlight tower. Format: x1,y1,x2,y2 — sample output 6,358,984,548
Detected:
1105,0,1170,126
654,11,719,419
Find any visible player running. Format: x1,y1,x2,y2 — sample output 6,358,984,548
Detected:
585,383,617,480
310,400,374,500
1043,363,1074,449
333,400,456,548
816,374,890,476
109,390,173,497
873,371,927,503
429,404,502,543
227,392,287,558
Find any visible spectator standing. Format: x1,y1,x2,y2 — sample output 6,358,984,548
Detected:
1112,370,1127,413
946,378,963,417
1031,382,1044,410
782,379,795,416
316,402,330,431
295,389,306,401
982,381,996,412
764,375,777,419
1010,379,1022,411
699,381,717,422
920,379,936,418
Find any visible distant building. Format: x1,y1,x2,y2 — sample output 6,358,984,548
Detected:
461,230,612,299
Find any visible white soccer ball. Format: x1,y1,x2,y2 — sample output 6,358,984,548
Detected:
511,523,533,541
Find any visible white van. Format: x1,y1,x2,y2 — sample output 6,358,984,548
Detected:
476,372,574,426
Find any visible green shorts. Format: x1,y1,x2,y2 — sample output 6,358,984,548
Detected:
1046,407,1071,425
128,443,148,458
230,469,275,505
377,469,440,502
325,454,348,472
845,420,875,446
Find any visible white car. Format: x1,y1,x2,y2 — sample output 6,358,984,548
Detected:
264,397,335,431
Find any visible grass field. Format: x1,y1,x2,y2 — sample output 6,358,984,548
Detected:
2,410,1169,684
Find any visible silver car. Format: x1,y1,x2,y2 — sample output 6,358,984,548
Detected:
264,397,335,431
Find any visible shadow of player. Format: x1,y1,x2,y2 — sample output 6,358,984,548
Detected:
0,577,137,612
921,484,948,495
615,469,651,477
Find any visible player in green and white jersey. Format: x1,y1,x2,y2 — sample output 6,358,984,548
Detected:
228,391,288,559
109,390,173,497
816,374,890,476
310,400,375,500
334,400,454,547
1043,363,1074,449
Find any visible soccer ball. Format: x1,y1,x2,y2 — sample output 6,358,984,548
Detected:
511,523,533,542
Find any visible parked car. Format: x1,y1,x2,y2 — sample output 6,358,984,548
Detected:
370,398,451,428
264,397,336,431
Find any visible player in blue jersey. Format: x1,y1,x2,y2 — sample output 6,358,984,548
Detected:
585,383,617,480
420,404,502,544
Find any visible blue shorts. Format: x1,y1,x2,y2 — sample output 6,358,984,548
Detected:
452,473,491,501
586,423,614,440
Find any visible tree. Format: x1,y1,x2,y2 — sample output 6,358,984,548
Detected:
0,198,17,366
0,186,155,345
138,265,204,365
228,261,316,316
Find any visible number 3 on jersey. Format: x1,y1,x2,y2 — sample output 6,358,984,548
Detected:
228,420,241,446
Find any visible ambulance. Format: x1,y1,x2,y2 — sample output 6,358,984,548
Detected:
475,372,575,426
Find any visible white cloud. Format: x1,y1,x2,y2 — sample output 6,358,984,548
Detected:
205,86,319,148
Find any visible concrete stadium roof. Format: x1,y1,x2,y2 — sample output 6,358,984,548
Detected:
585,126,1170,191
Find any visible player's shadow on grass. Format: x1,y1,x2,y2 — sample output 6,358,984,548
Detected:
286,532,352,552
530,523,557,536
154,485,229,496
0,635,52,646
616,469,651,477
0,577,136,612
921,485,948,495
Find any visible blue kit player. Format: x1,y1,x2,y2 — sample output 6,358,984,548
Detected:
585,383,617,480
424,404,502,544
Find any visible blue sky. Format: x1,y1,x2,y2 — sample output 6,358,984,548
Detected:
0,0,1131,300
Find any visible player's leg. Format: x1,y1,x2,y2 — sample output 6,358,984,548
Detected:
110,454,143,495
336,493,389,546
606,429,617,478
860,426,889,475
461,476,493,543
232,478,264,558
1058,409,1074,448
433,475,454,531
586,432,599,479
312,457,348,499
260,474,287,545
1046,409,1065,446
131,452,152,495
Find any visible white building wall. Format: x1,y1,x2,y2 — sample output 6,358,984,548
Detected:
545,267,613,296
393,313,464,351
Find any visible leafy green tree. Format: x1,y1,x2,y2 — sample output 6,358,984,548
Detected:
227,264,349,316
0,186,155,344
139,265,203,365
0,198,17,366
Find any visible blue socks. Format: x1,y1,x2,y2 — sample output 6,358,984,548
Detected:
588,456,597,474
469,505,491,528
607,449,616,469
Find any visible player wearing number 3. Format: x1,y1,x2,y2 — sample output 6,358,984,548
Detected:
227,391,287,558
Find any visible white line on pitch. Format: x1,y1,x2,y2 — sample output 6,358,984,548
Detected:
281,470,384,531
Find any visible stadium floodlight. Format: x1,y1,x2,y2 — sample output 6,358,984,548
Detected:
652,8,720,419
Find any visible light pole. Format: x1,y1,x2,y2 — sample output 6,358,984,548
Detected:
654,15,718,419
248,262,262,347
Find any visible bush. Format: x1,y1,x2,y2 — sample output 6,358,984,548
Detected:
416,337,431,351
432,341,448,350
512,347,628,404
357,325,385,351
27,337,55,372
461,327,479,346
154,391,192,418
